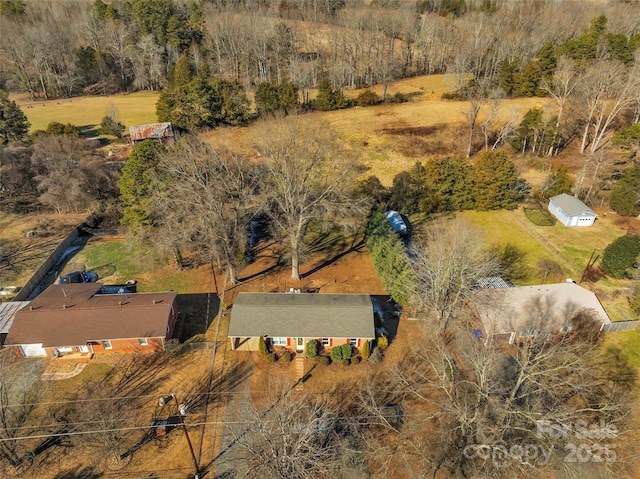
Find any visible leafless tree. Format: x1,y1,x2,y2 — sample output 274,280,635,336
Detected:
541,57,582,156
0,351,48,472
357,306,635,478
577,59,639,155
253,117,368,280
150,135,257,284
230,390,340,479
410,218,500,328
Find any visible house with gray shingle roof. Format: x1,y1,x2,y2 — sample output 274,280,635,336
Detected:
228,292,375,352
548,194,597,227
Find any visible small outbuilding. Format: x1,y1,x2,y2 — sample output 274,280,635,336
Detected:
228,292,375,352
129,122,177,145
548,194,597,227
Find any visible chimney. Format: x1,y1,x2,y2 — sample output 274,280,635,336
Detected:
118,301,122,307
152,299,156,305
63,304,67,309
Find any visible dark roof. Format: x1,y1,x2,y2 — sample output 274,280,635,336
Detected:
129,123,174,141
4,284,176,347
228,293,375,339
549,194,596,217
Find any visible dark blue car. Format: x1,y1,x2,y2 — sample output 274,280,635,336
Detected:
58,271,98,285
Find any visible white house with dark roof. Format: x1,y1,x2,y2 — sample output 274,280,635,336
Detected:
548,194,597,227
228,293,375,352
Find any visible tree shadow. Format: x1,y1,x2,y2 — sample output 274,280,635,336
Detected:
371,295,400,342
51,466,102,478
175,293,220,342
300,238,365,279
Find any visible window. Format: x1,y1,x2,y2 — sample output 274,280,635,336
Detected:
321,338,330,347
272,337,287,346
349,338,357,347
102,340,112,350
138,338,149,346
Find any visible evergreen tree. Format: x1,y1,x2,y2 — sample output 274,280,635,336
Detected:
0,89,30,144
601,235,640,279
511,108,544,154
610,163,640,217
119,139,165,231
425,156,475,212
473,151,527,210
313,79,348,111
536,41,557,79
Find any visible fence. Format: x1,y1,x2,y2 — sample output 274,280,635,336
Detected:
601,320,640,333
13,223,86,302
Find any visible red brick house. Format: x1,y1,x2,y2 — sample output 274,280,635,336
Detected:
4,284,178,359
228,292,375,352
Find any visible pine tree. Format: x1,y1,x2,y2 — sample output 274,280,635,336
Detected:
0,89,30,144
473,151,527,210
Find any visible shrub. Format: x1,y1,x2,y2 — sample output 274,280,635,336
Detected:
377,333,389,351
351,356,360,365
266,353,276,363
341,358,350,367
281,352,292,362
258,336,268,356
601,235,640,279
315,355,330,366
99,115,125,138
341,344,352,360
361,340,370,359
305,339,319,358
369,347,383,364
330,346,343,361
46,121,81,137
610,163,640,217
629,284,640,315
356,89,380,106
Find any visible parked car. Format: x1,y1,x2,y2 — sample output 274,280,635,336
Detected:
58,271,98,285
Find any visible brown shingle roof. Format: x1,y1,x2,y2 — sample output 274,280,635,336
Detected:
4,284,177,347
129,123,174,141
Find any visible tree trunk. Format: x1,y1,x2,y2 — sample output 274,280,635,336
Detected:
290,232,300,281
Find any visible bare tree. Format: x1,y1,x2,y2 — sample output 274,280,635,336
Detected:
410,218,500,328
541,57,581,156
577,59,639,155
254,117,367,280
0,351,48,472
231,390,340,479
151,135,257,284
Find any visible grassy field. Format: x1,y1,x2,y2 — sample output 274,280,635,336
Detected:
14,91,160,136
70,236,219,293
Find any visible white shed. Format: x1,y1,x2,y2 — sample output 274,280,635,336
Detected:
548,194,597,227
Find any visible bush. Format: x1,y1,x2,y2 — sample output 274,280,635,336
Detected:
610,163,640,217
351,356,360,365
315,355,331,366
45,121,81,137
330,346,343,361
341,343,352,360
601,235,640,279
630,284,640,315
377,334,389,351
356,89,380,106
266,353,277,363
387,92,408,103
361,340,370,359
305,339,319,358
258,336,268,356
99,116,125,138
281,352,292,362
341,358,350,367
369,347,383,364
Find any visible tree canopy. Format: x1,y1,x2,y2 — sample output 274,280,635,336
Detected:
0,89,29,144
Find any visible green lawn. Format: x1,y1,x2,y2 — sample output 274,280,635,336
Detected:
71,236,218,293
20,92,160,136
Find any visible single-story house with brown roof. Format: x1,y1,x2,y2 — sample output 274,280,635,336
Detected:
4,284,178,359
473,282,611,344
228,292,375,352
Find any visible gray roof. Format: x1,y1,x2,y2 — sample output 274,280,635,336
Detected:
549,194,596,217
228,293,375,339
474,283,610,335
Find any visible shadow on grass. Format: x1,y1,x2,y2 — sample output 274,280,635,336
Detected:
301,237,366,279
175,293,220,342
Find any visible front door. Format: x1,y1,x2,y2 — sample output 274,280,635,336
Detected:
296,338,304,352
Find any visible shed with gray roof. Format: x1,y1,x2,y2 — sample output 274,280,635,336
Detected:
228,292,375,351
548,194,597,227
